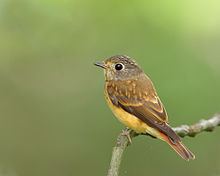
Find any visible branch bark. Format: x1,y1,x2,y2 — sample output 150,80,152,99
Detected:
107,114,220,176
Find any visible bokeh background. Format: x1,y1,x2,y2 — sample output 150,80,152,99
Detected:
0,0,220,176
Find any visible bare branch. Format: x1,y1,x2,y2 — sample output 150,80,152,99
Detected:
107,114,220,176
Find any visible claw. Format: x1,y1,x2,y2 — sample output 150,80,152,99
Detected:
121,127,132,145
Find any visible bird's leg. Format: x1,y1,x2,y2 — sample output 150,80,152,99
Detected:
121,127,133,145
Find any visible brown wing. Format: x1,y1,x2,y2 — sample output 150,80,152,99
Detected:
106,75,180,143
107,74,168,122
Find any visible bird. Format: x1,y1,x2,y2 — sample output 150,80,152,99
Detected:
94,55,195,161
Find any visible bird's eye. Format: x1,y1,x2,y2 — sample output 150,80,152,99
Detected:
115,63,124,71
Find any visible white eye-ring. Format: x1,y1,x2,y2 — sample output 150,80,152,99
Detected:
114,63,124,71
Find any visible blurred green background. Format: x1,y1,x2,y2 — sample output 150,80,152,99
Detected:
0,0,220,176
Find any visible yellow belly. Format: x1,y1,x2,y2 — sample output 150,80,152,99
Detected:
105,92,160,138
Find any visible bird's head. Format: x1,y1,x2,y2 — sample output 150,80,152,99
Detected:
94,55,143,81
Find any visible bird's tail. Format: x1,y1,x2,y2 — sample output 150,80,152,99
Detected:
160,133,195,161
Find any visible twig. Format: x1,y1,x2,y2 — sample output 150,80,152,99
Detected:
107,114,220,176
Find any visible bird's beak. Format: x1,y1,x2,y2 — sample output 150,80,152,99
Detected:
94,62,106,69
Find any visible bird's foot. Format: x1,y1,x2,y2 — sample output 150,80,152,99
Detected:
121,127,133,145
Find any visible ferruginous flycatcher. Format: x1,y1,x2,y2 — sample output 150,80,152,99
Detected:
94,55,195,161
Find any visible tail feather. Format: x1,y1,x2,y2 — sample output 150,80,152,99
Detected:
161,133,195,161
167,140,195,161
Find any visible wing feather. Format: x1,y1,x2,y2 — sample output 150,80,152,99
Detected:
106,76,180,143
